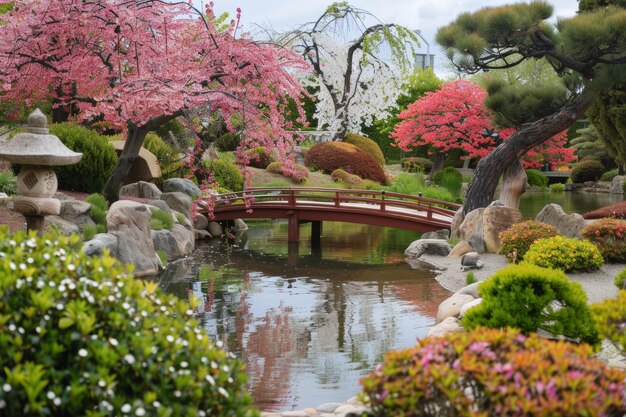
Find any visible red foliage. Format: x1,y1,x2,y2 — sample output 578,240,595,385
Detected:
581,217,626,262
392,80,576,168
583,201,626,219
304,142,387,184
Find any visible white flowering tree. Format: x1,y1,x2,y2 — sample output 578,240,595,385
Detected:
276,3,419,139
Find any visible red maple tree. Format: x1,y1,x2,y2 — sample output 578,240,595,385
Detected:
391,80,575,170
0,0,308,201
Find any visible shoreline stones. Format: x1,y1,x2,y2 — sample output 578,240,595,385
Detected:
260,396,369,417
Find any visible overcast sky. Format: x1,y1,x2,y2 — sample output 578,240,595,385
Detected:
202,0,579,76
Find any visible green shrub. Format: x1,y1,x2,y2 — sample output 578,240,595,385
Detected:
581,217,626,262
400,157,433,173
601,168,619,181
143,132,182,185
154,118,188,145
570,159,605,183
385,173,455,202
361,328,625,417
304,142,387,184
202,159,244,192
156,249,168,266
176,212,186,225
81,224,98,241
0,169,17,195
498,220,559,263
214,132,241,152
85,193,109,230
48,123,118,193
614,269,626,289
525,169,548,187
0,228,258,416
465,271,477,286
432,166,462,197
150,208,173,231
344,132,385,166
549,182,565,191
524,236,604,272
462,264,599,345
592,290,626,353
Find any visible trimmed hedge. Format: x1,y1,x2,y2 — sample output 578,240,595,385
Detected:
0,228,258,416
48,123,118,193
525,169,548,188
462,263,599,345
523,236,604,272
344,132,385,166
304,142,387,184
361,327,625,417
571,159,605,183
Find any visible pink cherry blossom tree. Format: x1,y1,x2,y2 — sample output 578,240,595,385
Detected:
0,0,308,202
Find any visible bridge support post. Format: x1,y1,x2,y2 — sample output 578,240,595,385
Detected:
311,221,322,254
287,210,299,242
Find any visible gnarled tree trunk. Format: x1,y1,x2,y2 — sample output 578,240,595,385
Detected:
499,159,527,209
463,90,596,214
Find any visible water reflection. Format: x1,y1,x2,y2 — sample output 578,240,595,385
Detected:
519,190,623,218
159,222,449,411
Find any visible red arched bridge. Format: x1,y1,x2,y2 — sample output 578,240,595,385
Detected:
199,187,461,243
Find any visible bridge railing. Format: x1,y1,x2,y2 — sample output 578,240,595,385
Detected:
211,187,461,220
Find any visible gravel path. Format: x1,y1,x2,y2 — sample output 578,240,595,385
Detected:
418,252,623,304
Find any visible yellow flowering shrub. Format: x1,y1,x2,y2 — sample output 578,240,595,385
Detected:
523,236,604,272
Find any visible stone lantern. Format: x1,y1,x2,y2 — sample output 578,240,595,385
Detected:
0,109,82,233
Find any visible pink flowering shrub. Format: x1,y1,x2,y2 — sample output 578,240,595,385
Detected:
498,220,559,262
361,328,626,417
266,161,308,184
581,218,626,262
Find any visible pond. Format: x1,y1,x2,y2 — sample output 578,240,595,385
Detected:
519,190,623,218
159,221,450,411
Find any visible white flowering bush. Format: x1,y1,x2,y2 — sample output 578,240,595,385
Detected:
0,227,258,417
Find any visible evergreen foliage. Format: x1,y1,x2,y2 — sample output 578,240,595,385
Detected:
143,132,182,185
571,160,606,183
48,123,117,193
202,159,244,192
432,167,462,197
462,264,599,345
525,169,548,187
304,142,387,184
344,132,385,166
524,236,604,272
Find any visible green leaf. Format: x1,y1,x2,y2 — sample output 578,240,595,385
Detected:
58,317,74,329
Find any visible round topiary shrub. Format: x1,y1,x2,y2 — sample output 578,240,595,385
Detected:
581,217,626,262
344,132,385,166
592,290,626,353
462,263,599,345
525,169,548,188
361,328,625,417
202,159,244,192
570,159,605,183
498,220,559,262
432,166,462,197
400,157,433,173
0,228,258,416
304,142,387,184
48,123,118,193
523,235,604,272
615,269,626,289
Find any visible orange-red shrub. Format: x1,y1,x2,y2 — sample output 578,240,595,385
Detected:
581,217,626,262
304,142,387,184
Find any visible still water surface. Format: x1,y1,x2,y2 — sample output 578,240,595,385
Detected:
160,222,449,411
159,190,622,411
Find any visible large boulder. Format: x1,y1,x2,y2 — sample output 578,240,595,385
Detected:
427,316,464,338
450,207,465,239
448,240,474,258
435,293,475,324
83,233,118,257
44,215,80,236
405,239,452,258
610,175,625,194
163,178,201,198
422,229,450,240
119,181,162,199
60,200,95,228
482,206,523,253
194,213,209,230
110,141,161,183
152,224,194,260
106,200,160,276
233,219,248,232
208,221,223,237
456,208,485,243
535,203,587,238
160,192,192,220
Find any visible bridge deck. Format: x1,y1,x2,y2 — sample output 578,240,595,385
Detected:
199,187,461,241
